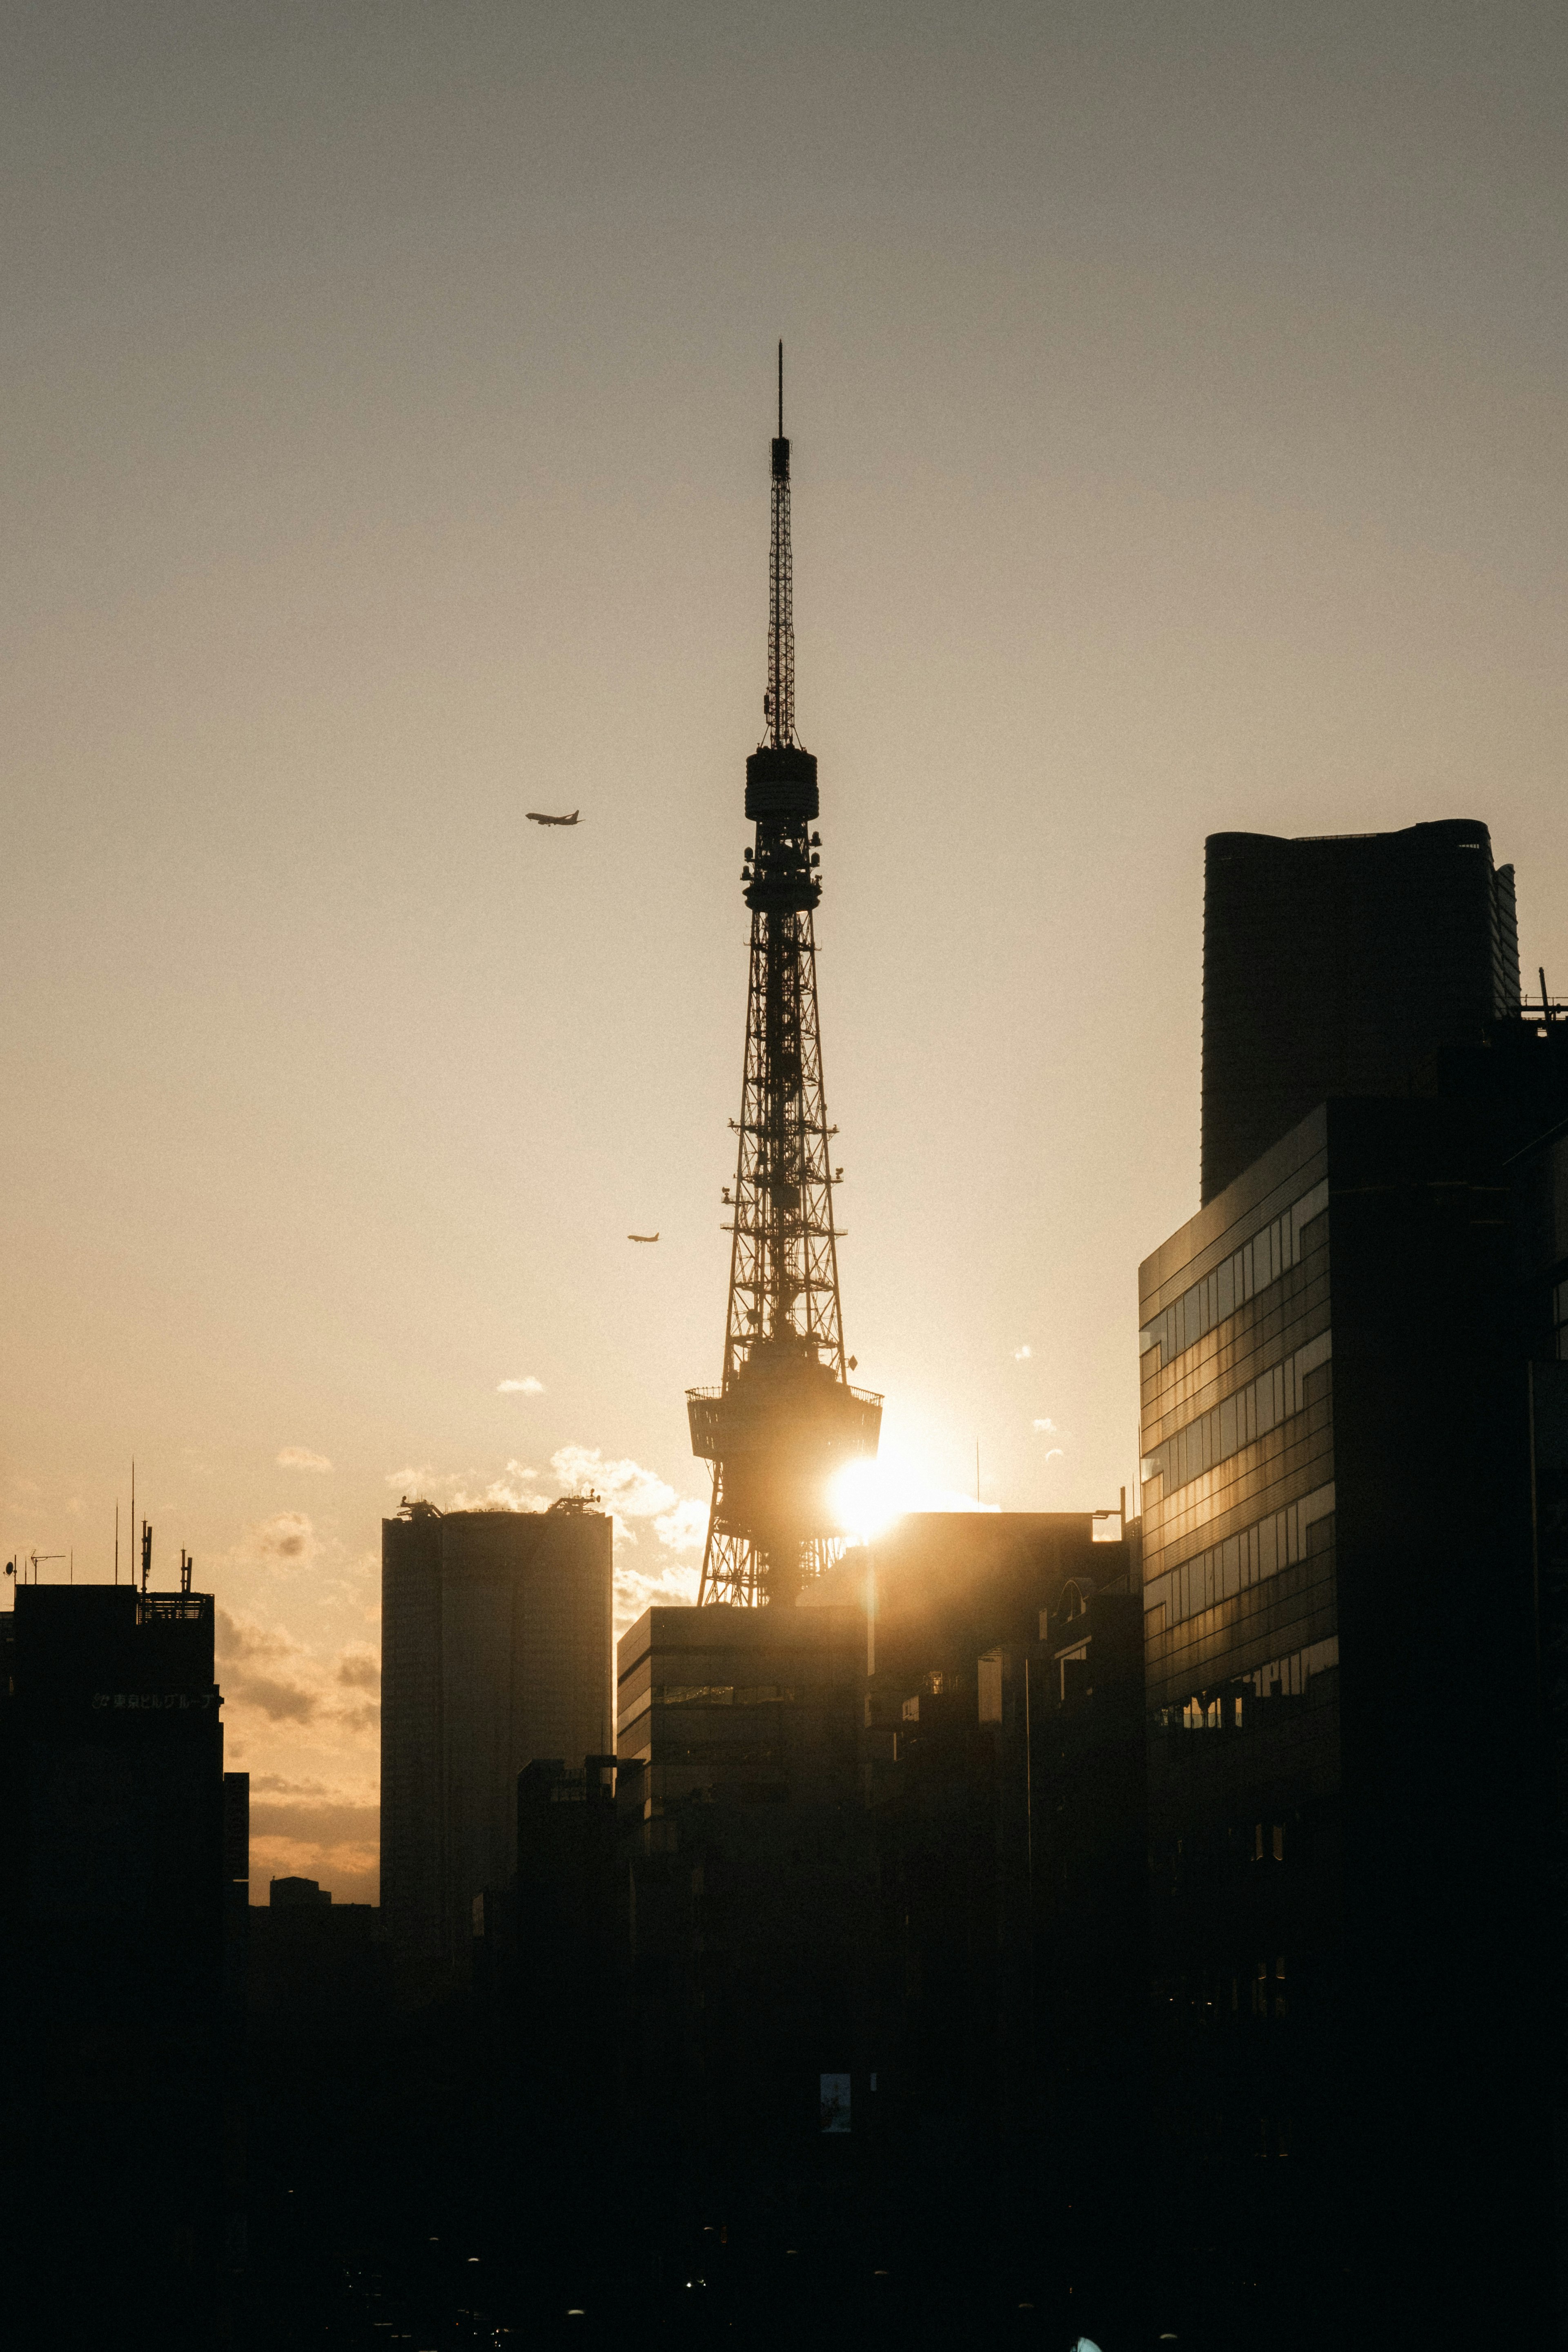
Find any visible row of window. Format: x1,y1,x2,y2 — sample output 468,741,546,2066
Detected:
1158,1956,1288,2025
1158,1635,1340,1729
1139,1179,1329,1370
1143,1485,1336,1627
617,1682,797,1735
1142,1331,1332,1497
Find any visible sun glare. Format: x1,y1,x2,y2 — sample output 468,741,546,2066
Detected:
831,1459,904,1541
831,1448,1000,1541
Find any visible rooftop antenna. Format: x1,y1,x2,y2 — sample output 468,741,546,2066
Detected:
114,1501,120,1586
140,1520,151,1597
29,1552,65,1586
180,1548,193,1596
778,336,784,439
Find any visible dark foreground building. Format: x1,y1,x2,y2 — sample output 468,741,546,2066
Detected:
860,1513,1145,2327
0,1584,235,2347
589,1523,1148,2335
1142,819,1568,2346
1201,817,1519,1201
614,1599,871,2268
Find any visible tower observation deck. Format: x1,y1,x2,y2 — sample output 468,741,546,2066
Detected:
688,350,882,1607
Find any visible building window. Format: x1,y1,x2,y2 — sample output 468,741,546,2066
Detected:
1140,1330,1332,1498
1141,1483,1335,1630
1138,1178,1329,1369
1056,1640,1089,1702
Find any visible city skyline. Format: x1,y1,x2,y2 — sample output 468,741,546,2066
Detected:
5,2,1566,1902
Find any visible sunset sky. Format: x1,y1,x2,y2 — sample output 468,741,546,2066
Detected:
5,2,1565,1897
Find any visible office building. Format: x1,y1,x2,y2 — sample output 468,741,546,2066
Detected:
380,1497,612,1978
0,1582,231,2340
1139,1048,1566,2342
1200,817,1520,1202
859,1512,1145,2323
614,1600,869,2248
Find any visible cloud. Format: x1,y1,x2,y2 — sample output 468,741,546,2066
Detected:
615,1554,700,1631
254,1510,319,1569
374,1443,708,1634
548,1449,708,1633
1032,1418,1058,1434
497,1377,544,1395
277,1447,332,1472
551,1446,677,1532
247,1782,381,1901
653,1498,708,1555
1045,1448,1065,1462
385,1464,436,1492
216,1609,321,1722
216,1610,381,1733
250,1797,379,1844
450,1461,548,1512
1013,1345,1032,1361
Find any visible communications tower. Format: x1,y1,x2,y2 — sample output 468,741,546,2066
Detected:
687,350,882,1607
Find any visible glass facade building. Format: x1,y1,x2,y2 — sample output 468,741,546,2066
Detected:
1141,1081,1561,2342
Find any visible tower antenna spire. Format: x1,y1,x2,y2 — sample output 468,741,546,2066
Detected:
687,364,881,1607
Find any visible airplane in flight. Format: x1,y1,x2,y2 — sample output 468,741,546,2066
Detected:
526,809,581,826
628,1231,659,1244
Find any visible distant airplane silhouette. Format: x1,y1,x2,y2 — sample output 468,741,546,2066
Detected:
526,809,581,826
628,1232,660,1243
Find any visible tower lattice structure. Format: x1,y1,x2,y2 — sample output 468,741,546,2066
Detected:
688,351,882,1608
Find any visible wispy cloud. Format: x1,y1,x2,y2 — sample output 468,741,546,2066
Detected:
247,1777,381,1902
1013,1344,1032,1361
216,1610,382,1733
254,1510,319,1569
216,1610,320,1722
551,1445,677,1529
277,1446,332,1472
653,1497,707,1555
497,1376,544,1395
1044,1447,1065,1462
1032,1418,1058,1434
375,1444,708,1634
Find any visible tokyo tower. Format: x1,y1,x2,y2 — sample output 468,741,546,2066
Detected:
687,349,882,1608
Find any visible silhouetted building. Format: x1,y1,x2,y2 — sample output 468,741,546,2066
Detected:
1140,1040,1568,2344
247,1895,387,2034
381,1497,612,1982
269,1873,330,1908
615,1600,870,2256
1201,817,1520,1202
508,1755,622,2131
0,1584,231,2343
858,1512,1145,2325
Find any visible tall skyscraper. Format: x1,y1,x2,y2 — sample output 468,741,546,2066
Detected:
1200,817,1520,1202
1141,832,1565,2343
687,349,881,1606
380,1499,611,1974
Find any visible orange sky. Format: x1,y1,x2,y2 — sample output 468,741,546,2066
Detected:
4,2,1565,1898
